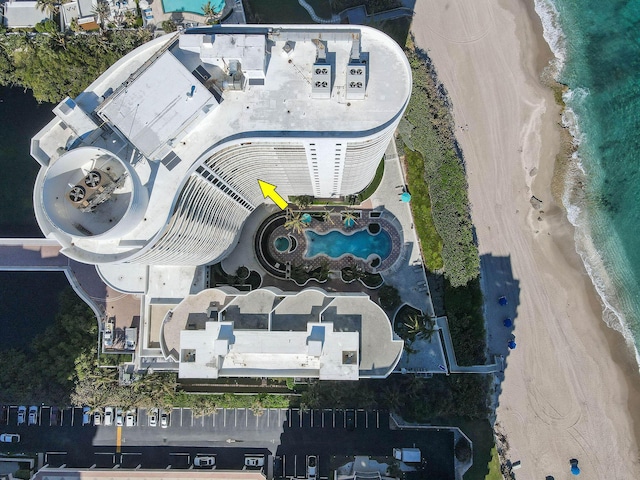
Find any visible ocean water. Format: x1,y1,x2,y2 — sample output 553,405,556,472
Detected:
535,0,640,365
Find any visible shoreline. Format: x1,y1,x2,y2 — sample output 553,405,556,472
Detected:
410,0,640,477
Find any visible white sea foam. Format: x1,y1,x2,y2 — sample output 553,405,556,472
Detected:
534,0,640,369
534,0,567,76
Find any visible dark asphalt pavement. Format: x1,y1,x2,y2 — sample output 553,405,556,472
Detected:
1,406,454,479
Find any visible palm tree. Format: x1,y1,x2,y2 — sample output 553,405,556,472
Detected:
92,0,111,33
284,210,307,234
321,210,334,225
404,314,437,341
342,210,357,227
202,1,219,24
36,0,59,15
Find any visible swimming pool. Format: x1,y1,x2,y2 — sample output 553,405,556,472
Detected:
305,229,392,260
162,0,224,15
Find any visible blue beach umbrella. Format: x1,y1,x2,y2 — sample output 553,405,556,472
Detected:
498,296,508,306
507,340,516,350
571,465,581,475
503,318,512,327
301,213,312,224
400,192,412,202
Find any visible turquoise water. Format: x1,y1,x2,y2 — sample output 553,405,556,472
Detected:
274,236,290,252
162,0,224,15
537,0,640,358
305,229,391,260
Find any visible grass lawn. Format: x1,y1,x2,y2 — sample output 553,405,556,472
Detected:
405,148,444,271
358,158,384,202
485,446,503,480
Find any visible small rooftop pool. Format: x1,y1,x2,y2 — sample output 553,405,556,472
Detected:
162,0,224,15
305,229,391,261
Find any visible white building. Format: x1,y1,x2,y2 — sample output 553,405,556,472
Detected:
163,287,403,381
30,25,411,380
2,0,49,28
31,25,412,267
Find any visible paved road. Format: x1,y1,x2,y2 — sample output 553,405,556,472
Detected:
1,406,455,479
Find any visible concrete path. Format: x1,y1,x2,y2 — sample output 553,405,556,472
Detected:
367,140,435,318
298,0,340,24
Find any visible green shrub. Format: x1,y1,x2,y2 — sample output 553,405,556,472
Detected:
402,44,480,287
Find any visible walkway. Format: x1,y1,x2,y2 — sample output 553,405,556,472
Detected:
436,316,503,374
297,0,413,25
298,0,340,24
367,140,435,318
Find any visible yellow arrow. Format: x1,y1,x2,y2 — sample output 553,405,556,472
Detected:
258,180,288,210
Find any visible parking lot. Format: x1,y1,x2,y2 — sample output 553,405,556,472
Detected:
1,406,454,479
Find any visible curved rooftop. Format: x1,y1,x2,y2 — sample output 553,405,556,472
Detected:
40,147,147,240
31,25,411,266
161,287,403,380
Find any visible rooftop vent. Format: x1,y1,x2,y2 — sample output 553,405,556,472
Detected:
311,61,332,99
346,61,367,100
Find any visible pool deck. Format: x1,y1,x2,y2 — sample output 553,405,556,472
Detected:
146,0,246,30
266,211,403,275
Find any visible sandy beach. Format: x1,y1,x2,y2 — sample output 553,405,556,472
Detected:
410,0,640,478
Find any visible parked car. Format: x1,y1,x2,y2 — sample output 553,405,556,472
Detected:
94,411,102,426
160,411,169,428
149,408,158,427
103,322,114,347
51,407,61,426
307,455,317,479
194,456,216,468
0,433,20,443
28,406,38,426
17,406,26,425
125,410,136,427
82,407,91,426
245,456,265,467
104,407,114,426
116,408,124,427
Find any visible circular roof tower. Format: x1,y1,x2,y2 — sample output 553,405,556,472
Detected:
40,147,148,242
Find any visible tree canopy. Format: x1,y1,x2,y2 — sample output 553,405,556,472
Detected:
0,30,152,103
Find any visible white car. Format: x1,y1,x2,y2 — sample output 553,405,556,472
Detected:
94,411,102,426
245,456,265,467
0,433,20,443
149,408,158,427
17,406,26,425
28,406,38,426
116,408,124,427
194,456,216,468
82,407,91,426
125,410,136,427
307,455,317,479
103,322,113,347
160,411,169,428
104,407,114,426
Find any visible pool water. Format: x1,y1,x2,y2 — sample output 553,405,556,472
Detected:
162,0,224,15
274,236,290,252
305,229,392,260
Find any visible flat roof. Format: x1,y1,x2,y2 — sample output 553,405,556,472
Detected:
162,287,403,380
33,26,411,260
2,1,49,28
98,51,218,159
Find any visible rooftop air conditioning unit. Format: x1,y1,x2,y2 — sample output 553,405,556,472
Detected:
69,186,86,202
